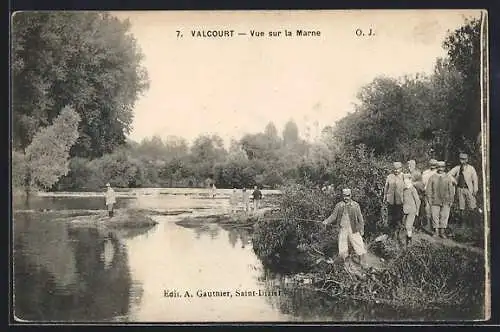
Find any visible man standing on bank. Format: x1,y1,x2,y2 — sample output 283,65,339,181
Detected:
402,174,421,245
421,159,438,231
383,162,405,239
426,161,455,238
252,185,262,213
242,187,250,212
105,183,116,218
448,152,479,225
319,188,367,267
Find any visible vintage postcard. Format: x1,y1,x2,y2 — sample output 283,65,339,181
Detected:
11,9,489,323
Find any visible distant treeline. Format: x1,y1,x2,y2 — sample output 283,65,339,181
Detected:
55,120,325,190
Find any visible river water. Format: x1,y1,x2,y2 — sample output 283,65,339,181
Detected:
13,188,478,323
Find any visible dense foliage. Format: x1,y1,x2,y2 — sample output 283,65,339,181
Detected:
12,12,149,158
54,119,320,190
13,106,81,195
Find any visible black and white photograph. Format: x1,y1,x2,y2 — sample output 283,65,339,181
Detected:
11,9,489,323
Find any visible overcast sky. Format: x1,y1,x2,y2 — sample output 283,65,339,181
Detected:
111,10,481,147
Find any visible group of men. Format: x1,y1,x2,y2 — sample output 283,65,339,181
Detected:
229,186,263,213
317,152,480,267
384,152,479,243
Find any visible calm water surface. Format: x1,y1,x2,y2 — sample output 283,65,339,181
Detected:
13,188,477,322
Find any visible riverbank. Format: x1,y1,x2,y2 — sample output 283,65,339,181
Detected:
14,208,159,229
175,207,280,230
252,215,485,315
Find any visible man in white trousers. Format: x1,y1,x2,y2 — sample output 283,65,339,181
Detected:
319,188,367,267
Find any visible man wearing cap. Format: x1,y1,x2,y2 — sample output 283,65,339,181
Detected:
383,162,405,239
421,159,438,230
407,159,425,230
105,183,116,218
407,160,422,183
320,188,367,266
426,161,455,238
448,153,479,225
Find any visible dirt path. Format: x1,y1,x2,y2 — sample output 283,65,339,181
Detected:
411,231,484,254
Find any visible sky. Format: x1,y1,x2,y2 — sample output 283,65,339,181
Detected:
111,10,481,147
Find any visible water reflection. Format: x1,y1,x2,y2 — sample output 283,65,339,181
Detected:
14,212,143,322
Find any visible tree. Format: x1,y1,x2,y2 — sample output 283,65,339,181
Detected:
264,121,281,149
442,17,481,157
282,120,299,147
190,134,227,180
20,106,81,195
12,12,149,158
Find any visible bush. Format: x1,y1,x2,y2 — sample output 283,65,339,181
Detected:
252,184,338,272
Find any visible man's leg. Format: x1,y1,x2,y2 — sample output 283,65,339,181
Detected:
466,188,477,226
387,204,398,239
405,212,416,244
425,198,432,231
395,204,404,240
349,231,368,267
431,205,440,236
108,203,114,217
338,227,349,262
440,204,451,238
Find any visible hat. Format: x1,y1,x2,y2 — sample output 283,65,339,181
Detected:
342,188,351,196
393,162,402,169
437,161,446,167
429,159,438,166
106,183,110,187
459,153,468,159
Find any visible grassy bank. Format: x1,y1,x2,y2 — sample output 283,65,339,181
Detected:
14,208,159,229
251,184,486,314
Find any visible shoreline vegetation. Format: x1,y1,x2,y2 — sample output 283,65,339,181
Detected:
249,186,485,316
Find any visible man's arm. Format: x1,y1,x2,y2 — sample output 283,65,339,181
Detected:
471,166,479,194
448,166,459,185
448,166,459,177
426,176,434,201
413,188,421,215
383,176,389,203
322,203,340,225
355,203,365,235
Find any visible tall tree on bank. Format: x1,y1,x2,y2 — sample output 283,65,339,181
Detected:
13,106,81,196
12,12,149,158
442,17,481,157
282,119,299,147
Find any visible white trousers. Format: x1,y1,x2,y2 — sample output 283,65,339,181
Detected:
338,223,367,258
253,199,260,212
403,213,416,237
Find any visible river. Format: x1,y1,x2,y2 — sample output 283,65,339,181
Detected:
12,188,474,322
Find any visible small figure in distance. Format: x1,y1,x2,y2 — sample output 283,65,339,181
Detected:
105,183,116,218
242,187,250,212
211,183,217,198
230,187,239,214
252,185,262,213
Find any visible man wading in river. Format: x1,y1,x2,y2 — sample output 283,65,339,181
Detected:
319,188,367,267
105,183,116,218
